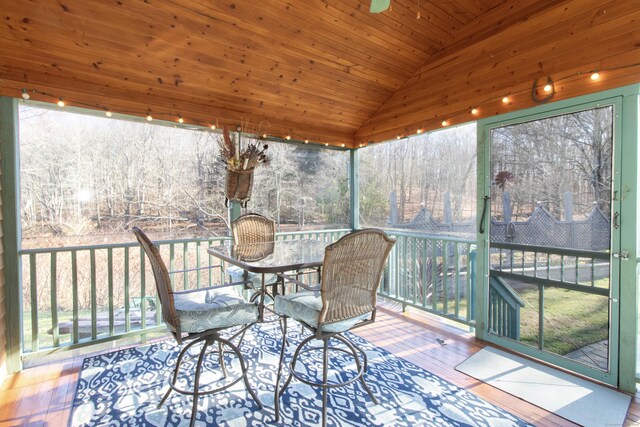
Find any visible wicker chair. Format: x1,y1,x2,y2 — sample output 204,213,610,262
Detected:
273,229,395,427
132,227,262,427
227,213,279,301
232,212,276,244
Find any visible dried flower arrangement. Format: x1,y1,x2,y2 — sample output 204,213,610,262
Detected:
218,126,269,172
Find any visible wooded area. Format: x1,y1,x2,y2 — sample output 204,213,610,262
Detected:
359,123,477,228
490,106,613,222
18,105,349,248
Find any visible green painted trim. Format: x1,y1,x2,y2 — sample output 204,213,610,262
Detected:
479,84,640,128
229,201,241,224
350,149,360,230
0,97,22,373
489,336,615,383
618,90,639,392
605,94,624,390
22,99,353,152
475,121,490,339
20,326,168,361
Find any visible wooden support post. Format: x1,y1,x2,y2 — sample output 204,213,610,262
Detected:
0,97,22,373
349,149,359,230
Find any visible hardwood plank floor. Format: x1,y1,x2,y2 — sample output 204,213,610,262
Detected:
0,303,638,426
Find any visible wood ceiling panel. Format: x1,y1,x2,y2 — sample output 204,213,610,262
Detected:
355,0,640,144
0,28,386,116
1,0,637,147
365,6,640,123
9,0,410,88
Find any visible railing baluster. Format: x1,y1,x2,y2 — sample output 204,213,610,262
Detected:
443,240,449,315
394,240,399,298
169,243,175,287
108,248,114,336
208,251,214,286
547,253,551,279
467,244,473,321
182,242,188,290
539,285,545,350
140,246,146,330
29,254,38,352
71,251,79,344
90,249,97,340
421,238,428,309
124,247,130,332
196,241,202,289
50,253,59,348
411,237,417,306
431,239,437,312
497,297,502,335
454,242,460,319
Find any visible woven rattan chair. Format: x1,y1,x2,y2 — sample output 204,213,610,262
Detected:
232,212,276,244
132,227,262,427
273,229,395,427
227,213,279,301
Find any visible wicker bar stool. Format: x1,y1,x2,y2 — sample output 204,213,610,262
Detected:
272,229,395,427
226,213,280,302
133,227,262,427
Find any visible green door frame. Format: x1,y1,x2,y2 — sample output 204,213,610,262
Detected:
475,84,640,391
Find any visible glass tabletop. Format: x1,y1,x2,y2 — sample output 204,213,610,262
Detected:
207,239,327,273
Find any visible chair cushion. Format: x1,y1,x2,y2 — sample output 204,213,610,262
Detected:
173,287,258,333
226,265,277,288
274,291,371,333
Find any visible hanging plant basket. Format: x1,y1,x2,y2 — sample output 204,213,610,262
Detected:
225,168,254,207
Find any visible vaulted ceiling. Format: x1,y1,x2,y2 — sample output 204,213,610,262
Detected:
0,0,639,147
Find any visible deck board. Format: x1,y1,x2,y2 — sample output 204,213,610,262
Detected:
0,304,637,426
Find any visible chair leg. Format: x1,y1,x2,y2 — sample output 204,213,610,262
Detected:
281,334,314,394
336,335,379,405
189,338,212,427
216,335,263,410
274,317,288,422
218,341,228,378
158,337,203,408
321,338,329,427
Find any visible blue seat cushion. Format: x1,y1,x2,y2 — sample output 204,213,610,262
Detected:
274,291,371,333
226,265,277,289
173,287,258,333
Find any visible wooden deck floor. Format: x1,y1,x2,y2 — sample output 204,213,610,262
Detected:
1,304,639,426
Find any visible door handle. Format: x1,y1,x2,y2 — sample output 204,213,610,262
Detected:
613,212,620,229
613,251,628,260
479,195,490,234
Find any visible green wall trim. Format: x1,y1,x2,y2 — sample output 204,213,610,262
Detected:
618,90,639,392
350,149,360,230
479,84,640,128
476,83,640,392
0,97,22,373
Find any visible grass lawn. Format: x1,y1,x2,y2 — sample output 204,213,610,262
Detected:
518,286,609,355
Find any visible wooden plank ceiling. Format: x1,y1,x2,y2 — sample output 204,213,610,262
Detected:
0,0,639,147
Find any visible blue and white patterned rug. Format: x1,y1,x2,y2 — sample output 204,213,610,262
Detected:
70,321,533,426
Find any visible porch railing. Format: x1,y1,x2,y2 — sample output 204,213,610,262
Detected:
488,242,610,348
19,228,478,360
379,231,477,326
19,229,350,360
488,276,525,340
